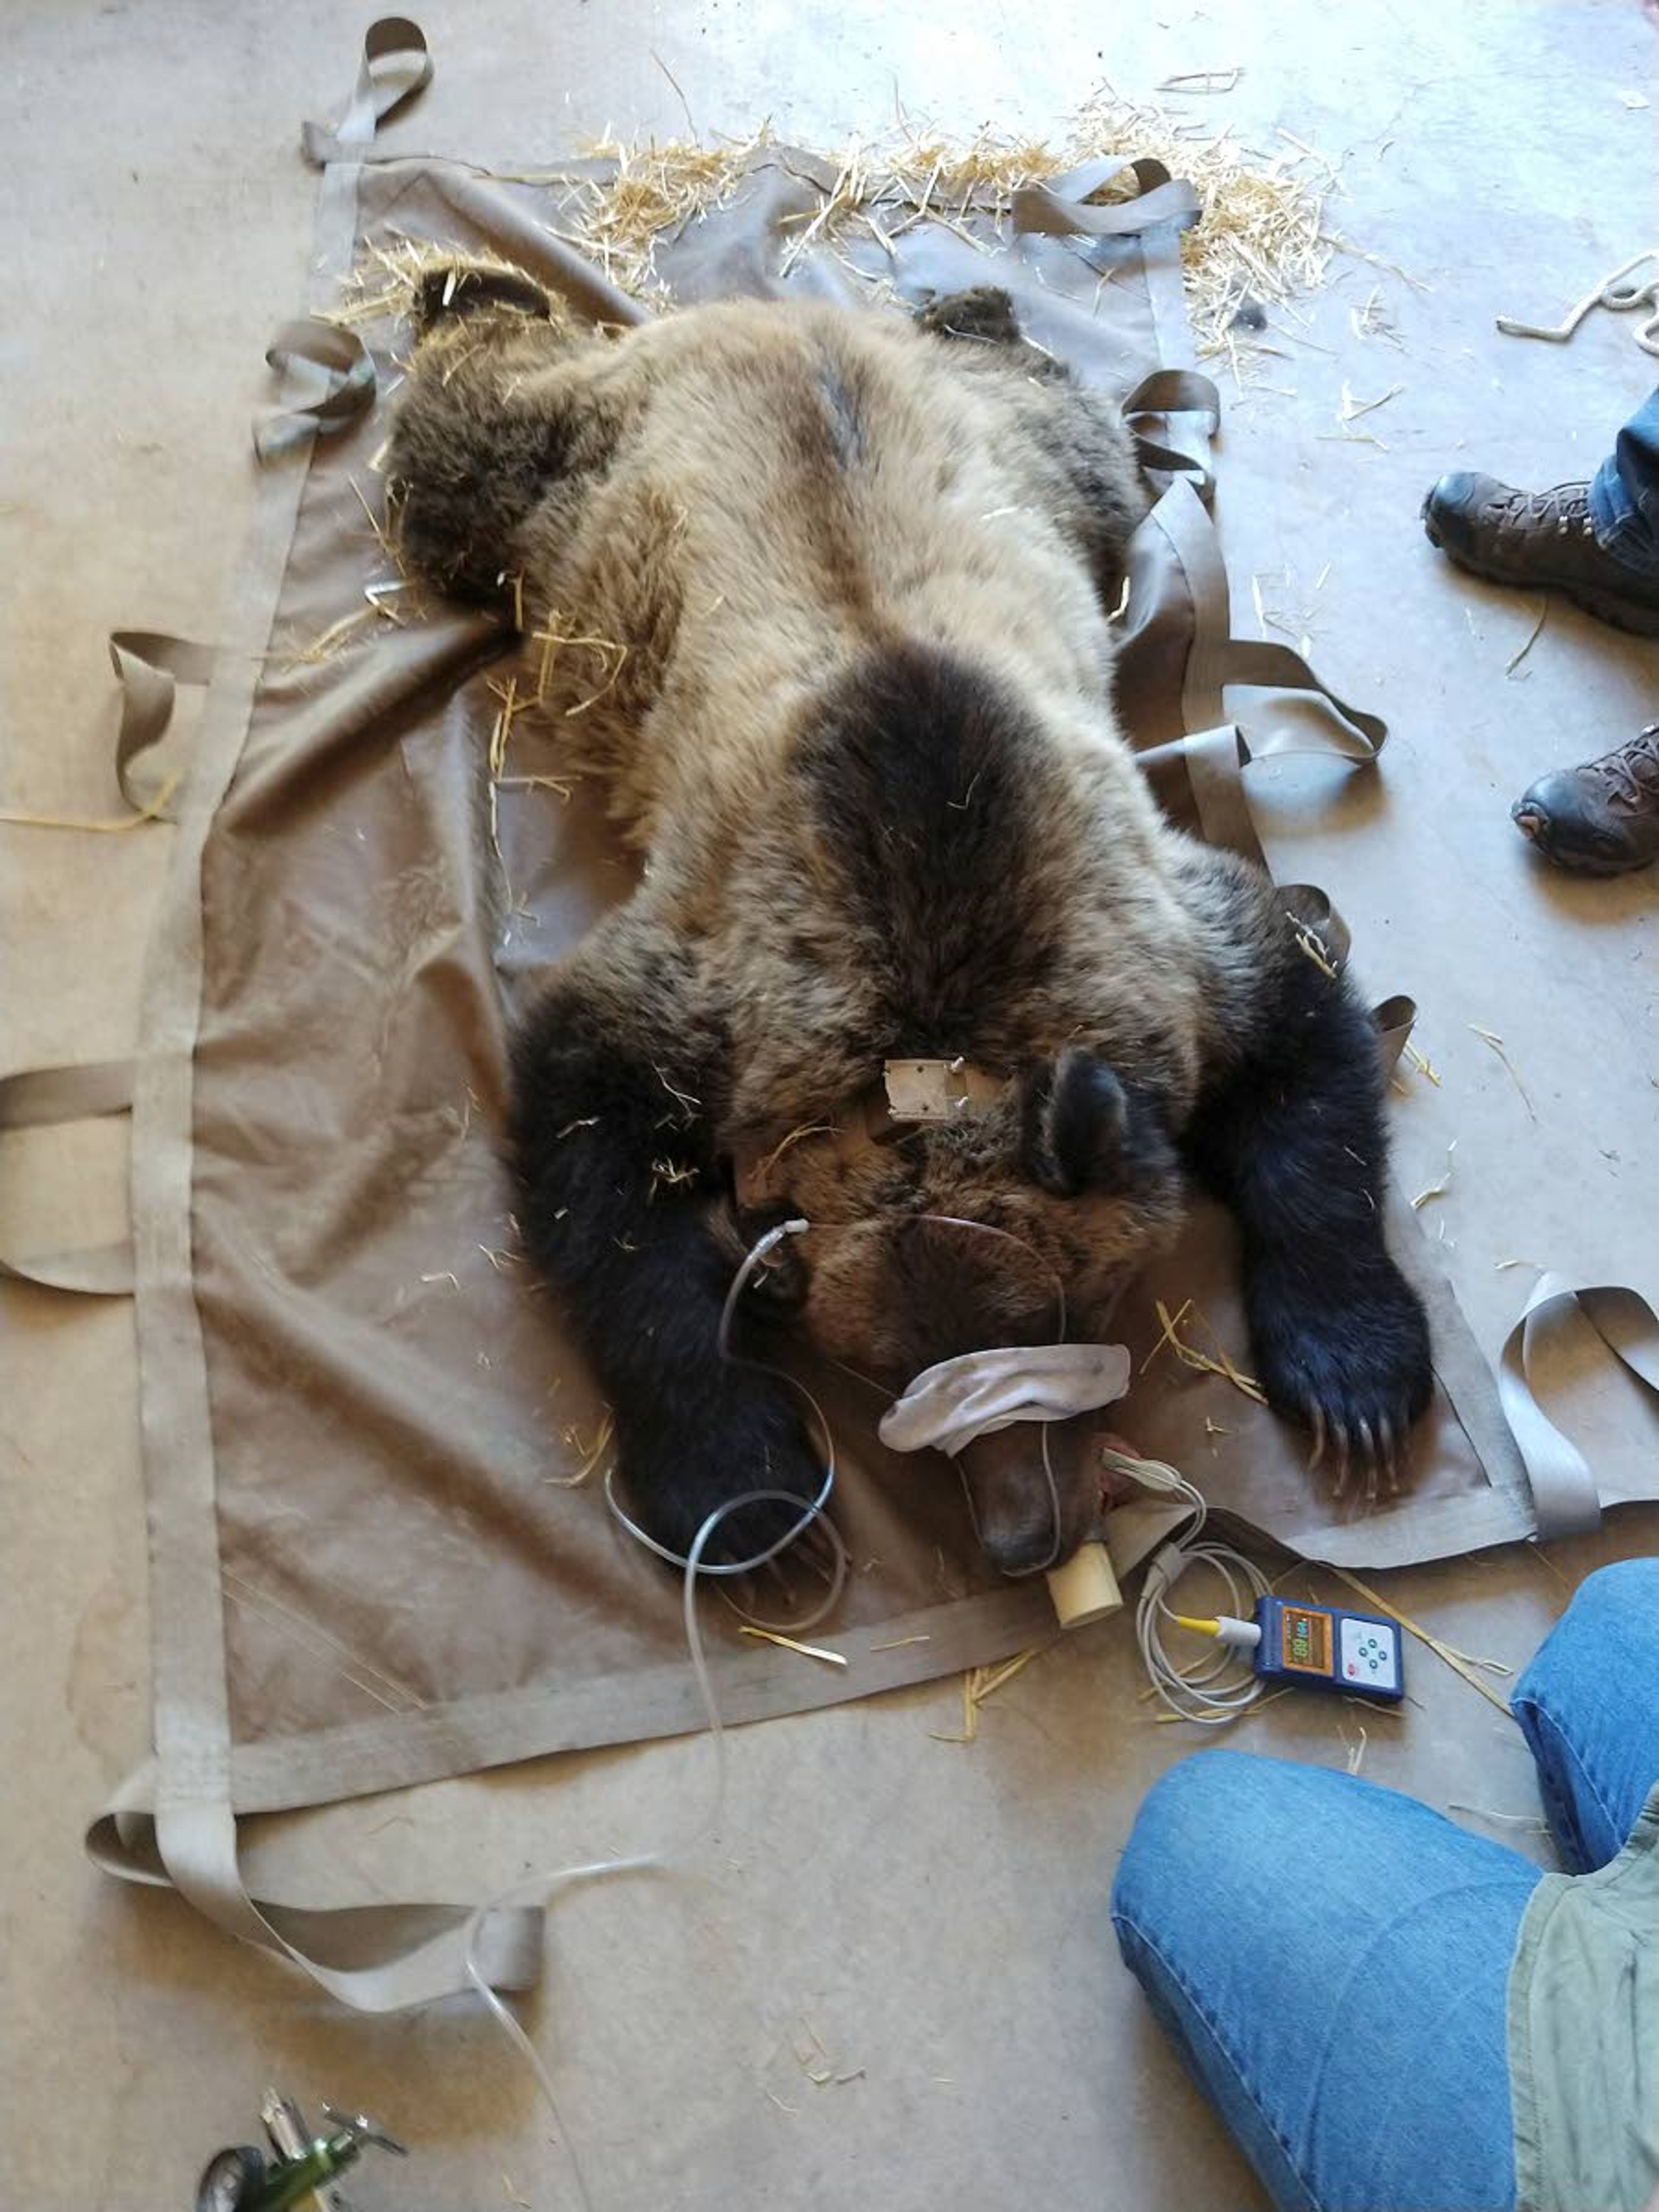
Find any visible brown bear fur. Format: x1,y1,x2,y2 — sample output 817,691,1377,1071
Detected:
386,272,1431,1570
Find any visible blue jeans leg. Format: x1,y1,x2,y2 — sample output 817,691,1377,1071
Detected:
1112,1749,1538,2212
1511,1556,1659,1872
1588,388,1659,578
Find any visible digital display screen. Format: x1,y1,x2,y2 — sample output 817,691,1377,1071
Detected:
1281,1607,1333,1675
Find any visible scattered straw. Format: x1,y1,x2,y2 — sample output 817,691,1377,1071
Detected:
1447,1802,1550,1833
1410,1139,1457,1210
323,236,558,332
328,105,1347,392
790,2018,863,2088
1344,1724,1368,1775
1141,1297,1268,1405
739,1626,848,1667
511,94,1341,355
648,1156,699,1198
346,474,397,564
496,772,576,798
548,1410,615,1487
1338,379,1403,425
1439,1641,1514,1679
1529,1545,1575,1595
1349,285,1403,348
1155,67,1244,94
1289,915,1340,979
1468,1025,1537,1122
524,610,630,715
0,769,181,833
929,1648,1042,1742
289,604,381,666
656,1066,701,1117
1504,598,1549,677
869,1633,931,1651
1323,1567,1516,1719
1402,1041,1442,1087
751,1121,839,1185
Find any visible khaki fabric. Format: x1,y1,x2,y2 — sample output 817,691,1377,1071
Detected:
3,19,1653,2004
1509,1782,1659,2212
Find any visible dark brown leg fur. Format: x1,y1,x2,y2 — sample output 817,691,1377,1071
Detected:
509,906,820,1560
1182,864,1432,1484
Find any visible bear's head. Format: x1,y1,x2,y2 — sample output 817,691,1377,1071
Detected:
730,1046,1185,1571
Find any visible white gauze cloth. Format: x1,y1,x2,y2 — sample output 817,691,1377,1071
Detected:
877,1343,1133,1459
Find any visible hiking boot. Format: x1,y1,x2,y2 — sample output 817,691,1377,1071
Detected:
1512,724,1659,875
1421,473,1659,638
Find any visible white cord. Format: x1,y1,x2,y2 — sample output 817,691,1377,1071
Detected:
463,1218,840,2212
460,1218,1263,2212
1101,1446,1271,1726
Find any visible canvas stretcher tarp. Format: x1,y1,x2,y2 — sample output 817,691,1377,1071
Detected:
5,21,1658,2009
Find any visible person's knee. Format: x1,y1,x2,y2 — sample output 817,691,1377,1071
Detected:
1112,1749,1281,1936
1516,1556,1659,1714
1565,1556,1659,1629
1513,1557,1659,1869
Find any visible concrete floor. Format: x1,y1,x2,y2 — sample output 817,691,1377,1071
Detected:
3,2,1657,2207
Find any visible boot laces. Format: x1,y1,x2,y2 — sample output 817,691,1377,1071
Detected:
1587,724,1659,810
1503,481,1595,538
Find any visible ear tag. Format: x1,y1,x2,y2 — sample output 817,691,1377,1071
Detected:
883,1058,1007,1122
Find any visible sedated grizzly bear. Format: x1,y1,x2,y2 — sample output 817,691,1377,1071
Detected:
386,267,1433,1573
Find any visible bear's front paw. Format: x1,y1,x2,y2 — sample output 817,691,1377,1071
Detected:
1247,1252,1433,1502
612,1368,828,1568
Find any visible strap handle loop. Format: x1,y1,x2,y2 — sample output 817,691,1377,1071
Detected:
301,18,432,167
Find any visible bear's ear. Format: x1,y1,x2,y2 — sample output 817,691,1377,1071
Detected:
413,264,553,335
1019,1048,1171,1197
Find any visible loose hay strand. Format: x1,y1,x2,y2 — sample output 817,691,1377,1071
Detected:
1410,1139,1457,1210
738,1626,848,1668
930,1647,1044,1742
1469,1025,1538,1122
547,1410,615,1488
1143,1298,1268,1405
1505,597,1549,677
0,769,182,833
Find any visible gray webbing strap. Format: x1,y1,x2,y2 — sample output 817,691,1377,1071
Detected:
104,632,216,812
85,1795,542,2012
0,631,215,1289
301,17,432,167
1499,1279,1659,1540
1122,368,1221,496
1121,475,1649,1542
0,1061,136,1126
1013,156,1201,241
1371,993,1420,1078
1220,637,1389,752
0,1064,137,1294
67,20,547,2015
256,322,378,462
